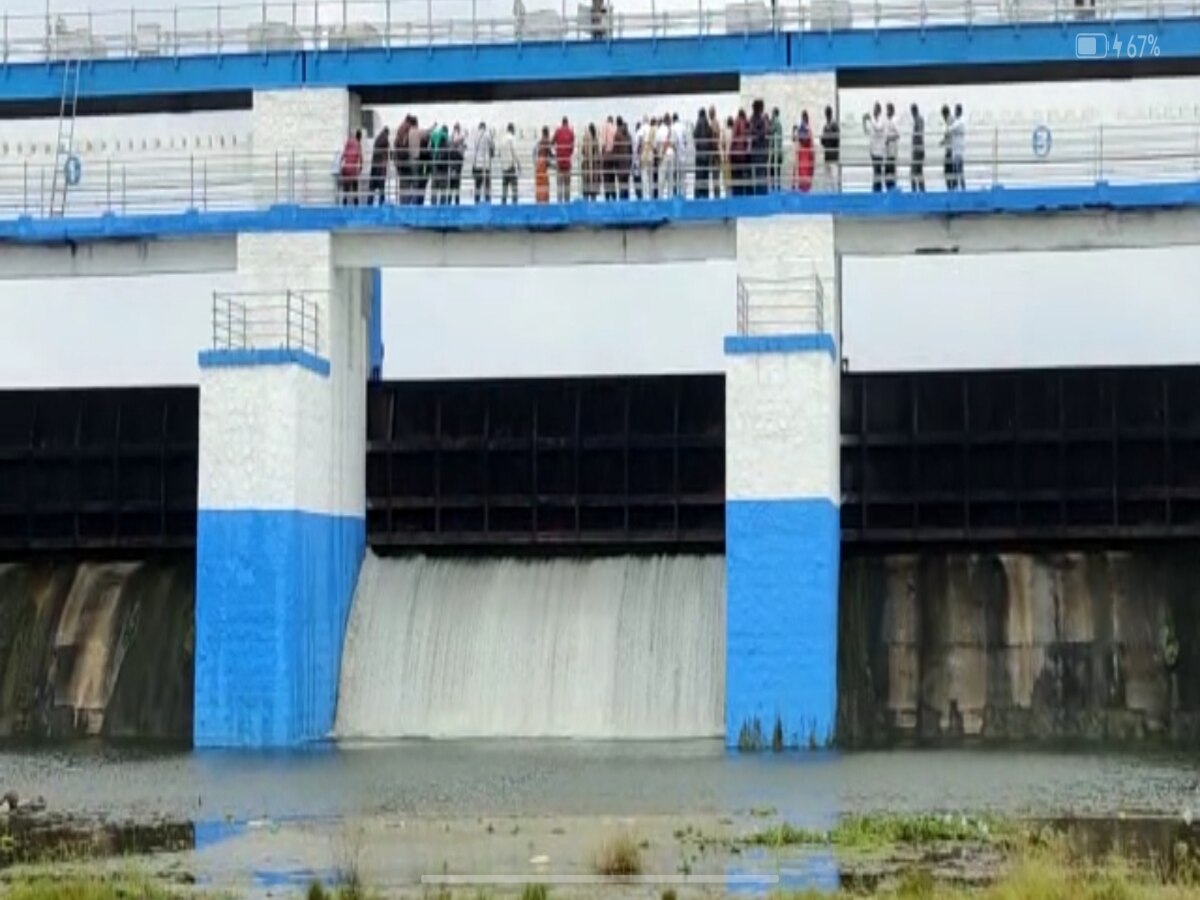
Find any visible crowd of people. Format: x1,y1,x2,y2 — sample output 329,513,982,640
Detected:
331,100,969,205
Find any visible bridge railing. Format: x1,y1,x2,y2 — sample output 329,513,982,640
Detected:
3,119,1199,218
0,0,1193,65
211,289,323,357
736,270,826,336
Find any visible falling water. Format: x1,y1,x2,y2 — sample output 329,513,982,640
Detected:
334,552,725,740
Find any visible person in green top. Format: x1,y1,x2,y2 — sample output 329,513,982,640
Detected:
429,123,449,205
768,107,783,191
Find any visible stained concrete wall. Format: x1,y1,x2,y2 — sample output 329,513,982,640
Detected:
838,549,1200,746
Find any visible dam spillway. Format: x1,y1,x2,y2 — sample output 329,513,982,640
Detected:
334,552,725,740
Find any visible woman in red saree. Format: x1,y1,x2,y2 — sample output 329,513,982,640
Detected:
794,111,815,193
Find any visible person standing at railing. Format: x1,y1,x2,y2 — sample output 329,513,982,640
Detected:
535,127,552,204
768,108,784,192
794,111,814,193
910,104,926,193
655,116,671,198
749,100,769,196
430,123,449,205
414,121,430,205
339,130,363,206
940,105,956,191
581,124,601,201
602,115,617,201
731,111,749,197
553,117,576,203
708,107,723,199
820,105,840,193
693,108,715,200
884,103,900,191
614,117,633,200
472,122,495,205
721,115,734,198
632,118,647,200
863,103,885,193
671,113,689,199
449,125,467,205
369,126,390,206
500,124,521,205
393,117,411,204
951,104,967,191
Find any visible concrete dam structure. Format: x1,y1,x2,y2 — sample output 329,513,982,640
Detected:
3,4,1200,748
2,366,1199,746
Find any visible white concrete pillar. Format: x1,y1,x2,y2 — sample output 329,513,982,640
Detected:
250,87,362,205
195,88,369,748
740,72,837,190
725,213,841,750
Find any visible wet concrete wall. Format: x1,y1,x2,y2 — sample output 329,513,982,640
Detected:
838,548,1200,746
0,559,194,740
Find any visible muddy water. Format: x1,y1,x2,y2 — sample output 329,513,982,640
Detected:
2,741,1198,823
3,742,1200,895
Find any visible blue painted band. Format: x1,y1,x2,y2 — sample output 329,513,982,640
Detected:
198,348,331,377
1,20,1197,105
725,498,840,750
194,509,364,748
724,333,836,361
4,180,1199,245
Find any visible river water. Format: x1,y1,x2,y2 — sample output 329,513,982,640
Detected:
2,741,1198,824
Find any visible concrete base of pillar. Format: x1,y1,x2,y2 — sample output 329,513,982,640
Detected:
725,498,839,750
194,510,364,747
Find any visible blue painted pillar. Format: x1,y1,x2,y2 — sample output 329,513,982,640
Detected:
195,230,368,747
724,212,840,750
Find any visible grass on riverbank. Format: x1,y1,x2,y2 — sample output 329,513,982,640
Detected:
744,813,1004,851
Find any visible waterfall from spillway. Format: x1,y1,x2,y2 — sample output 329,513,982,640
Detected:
334,553,725,740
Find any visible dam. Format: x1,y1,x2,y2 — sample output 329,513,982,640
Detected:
1,0,1200,752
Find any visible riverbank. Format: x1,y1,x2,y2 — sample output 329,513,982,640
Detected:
4,810,1200,899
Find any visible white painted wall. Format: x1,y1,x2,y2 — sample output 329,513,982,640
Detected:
724,350,839,503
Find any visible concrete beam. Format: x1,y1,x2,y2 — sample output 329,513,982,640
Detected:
332,224,736,269
836,209,1200,257
0,237,235,280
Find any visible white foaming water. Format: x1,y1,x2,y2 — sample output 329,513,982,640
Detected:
335,553,725,740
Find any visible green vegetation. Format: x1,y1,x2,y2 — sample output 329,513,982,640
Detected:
592,832,643,878
745,814,1003,850
517,885,547,900
0,874,181,900
773,853,1200,900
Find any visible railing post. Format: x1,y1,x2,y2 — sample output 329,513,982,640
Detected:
217,3,223,54
190,153,196,208
991,126,998,186
203,158,208,211
274,151,280,202
39,168,44,217
22,160,27,216
471,0,477,44
122,165,127,214
289,149,296,203
426,0,432,45
106,158,112,211
130,7,135,57
387,0,393,49
1097,124,1104,181
173,6,179,57
651,0,657,37
212,293,218,351
3,12,8,66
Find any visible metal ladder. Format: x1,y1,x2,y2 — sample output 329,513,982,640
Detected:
48,56,81,218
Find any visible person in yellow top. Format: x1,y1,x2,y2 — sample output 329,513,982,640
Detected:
534,127,551,204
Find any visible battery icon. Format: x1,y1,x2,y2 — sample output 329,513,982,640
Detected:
1075,33,1108,58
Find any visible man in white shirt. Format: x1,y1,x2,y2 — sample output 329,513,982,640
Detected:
669,112,687,198
655,116,671,199
499,123,520,204
471,122,494,204
950,103,966,190
862,101,885,193
883,102,899,191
